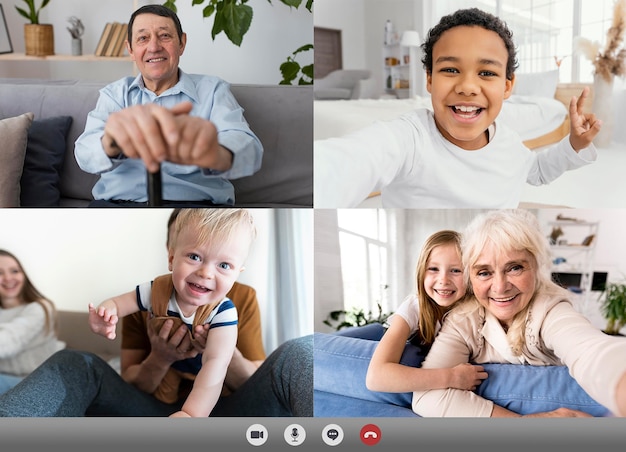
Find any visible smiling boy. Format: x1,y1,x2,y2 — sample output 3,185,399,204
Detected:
314,8,601,208
88,208,256,417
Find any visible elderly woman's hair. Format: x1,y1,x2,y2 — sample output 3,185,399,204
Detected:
461,209,556,293
460,209,567,355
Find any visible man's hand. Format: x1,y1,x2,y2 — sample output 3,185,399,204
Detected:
569,87,602,151
147,317,199,365
101,101,232,172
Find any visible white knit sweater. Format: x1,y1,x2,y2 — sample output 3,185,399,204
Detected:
0,302,66,376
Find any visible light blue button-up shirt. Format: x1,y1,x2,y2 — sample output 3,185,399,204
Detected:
75,70,263,204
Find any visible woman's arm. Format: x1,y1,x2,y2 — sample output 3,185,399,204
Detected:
172,324,238,417
541,301,626,416
366,315,486,393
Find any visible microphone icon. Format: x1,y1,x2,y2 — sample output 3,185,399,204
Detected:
284,424,305,445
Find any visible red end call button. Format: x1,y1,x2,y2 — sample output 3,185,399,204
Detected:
360,424,381,446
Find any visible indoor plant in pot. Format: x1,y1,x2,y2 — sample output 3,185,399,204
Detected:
599,281,626,336
15,0,54,56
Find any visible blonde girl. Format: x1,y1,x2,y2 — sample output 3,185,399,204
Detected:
366,230,487,393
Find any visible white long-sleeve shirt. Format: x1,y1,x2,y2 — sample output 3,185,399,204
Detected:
314,108,596,208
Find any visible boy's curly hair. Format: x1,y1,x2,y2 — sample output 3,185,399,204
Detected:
421,8,519,80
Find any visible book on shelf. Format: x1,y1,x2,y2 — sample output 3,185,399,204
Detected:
104,22,123,57
113,23,129,57
115,24,128,56
94,22,115,56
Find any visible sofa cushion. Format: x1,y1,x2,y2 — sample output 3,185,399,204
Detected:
20,115,73,207
0,112,34,207
313,331,612,417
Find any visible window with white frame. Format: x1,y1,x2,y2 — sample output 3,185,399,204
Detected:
336,209,395,316
430,0,619,83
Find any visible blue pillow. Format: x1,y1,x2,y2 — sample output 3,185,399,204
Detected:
20,115,72,206
313,332,612,417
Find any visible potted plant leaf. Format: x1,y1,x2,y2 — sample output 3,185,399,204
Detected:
599,281,626,336
323,303,393,332
15,0,54,56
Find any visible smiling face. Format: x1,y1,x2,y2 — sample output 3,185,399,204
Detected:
427,25,514,150
423,244,467,308
469,242,536,328
0,255,25,308
127,13,186,95
168,223,250,317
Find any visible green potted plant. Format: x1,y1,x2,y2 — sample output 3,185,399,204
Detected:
15,0,54,56
162,0,312,84
323,303,393,332
599,281,626,336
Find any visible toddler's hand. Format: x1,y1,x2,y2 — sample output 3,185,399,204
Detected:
88,302,118,340
569,87,602,151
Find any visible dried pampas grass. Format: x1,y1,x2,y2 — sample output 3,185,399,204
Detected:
575,0,626,82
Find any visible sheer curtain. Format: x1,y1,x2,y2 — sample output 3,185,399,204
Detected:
240,209,313,353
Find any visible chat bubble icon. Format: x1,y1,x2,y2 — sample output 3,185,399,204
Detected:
327,429,339,440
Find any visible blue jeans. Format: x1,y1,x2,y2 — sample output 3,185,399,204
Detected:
0,374,23,396
0,335,313,417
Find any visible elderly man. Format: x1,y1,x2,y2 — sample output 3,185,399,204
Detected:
75,4,263,207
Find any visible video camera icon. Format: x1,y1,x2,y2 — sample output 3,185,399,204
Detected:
246,424,268,446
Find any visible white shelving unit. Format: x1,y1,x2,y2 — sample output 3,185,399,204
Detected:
382,41,410,98
547,218,599,312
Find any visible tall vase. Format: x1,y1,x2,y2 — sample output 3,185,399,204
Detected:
591,73,614,148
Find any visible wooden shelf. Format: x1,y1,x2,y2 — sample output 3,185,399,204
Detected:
0,52,131,62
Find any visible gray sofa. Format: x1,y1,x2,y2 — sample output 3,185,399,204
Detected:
57,310,122,363
0,78,312,207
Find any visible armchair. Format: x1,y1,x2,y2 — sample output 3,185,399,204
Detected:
314,69,372,100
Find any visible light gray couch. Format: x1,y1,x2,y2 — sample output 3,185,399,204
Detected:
0,78,313,207
57,310,121,363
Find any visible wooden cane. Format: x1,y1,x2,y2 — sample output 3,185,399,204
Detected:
147,164,162,207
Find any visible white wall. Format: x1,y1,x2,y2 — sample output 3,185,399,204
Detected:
0,0,312,84
313,0,367,70
0,208,273,313
314,0,425,98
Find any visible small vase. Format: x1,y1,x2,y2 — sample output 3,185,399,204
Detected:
591,73,615,148
24,24,54,56
71,38,82,56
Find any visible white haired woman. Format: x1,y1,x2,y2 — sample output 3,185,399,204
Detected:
412,209,626,417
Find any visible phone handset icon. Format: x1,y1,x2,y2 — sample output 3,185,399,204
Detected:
360,424,381,445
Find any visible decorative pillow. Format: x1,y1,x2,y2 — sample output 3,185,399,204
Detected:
19,115,73,207
513,69,560,98
0,112,34,207
313,331,612,417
